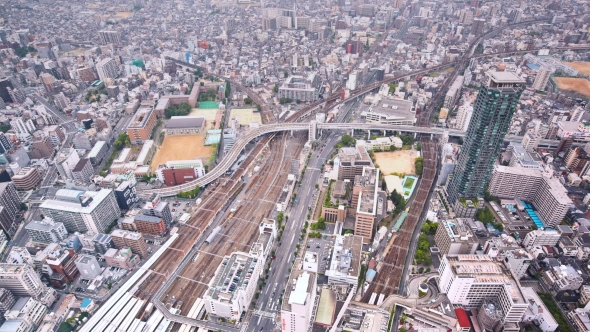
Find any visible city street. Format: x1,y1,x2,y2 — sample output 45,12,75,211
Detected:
245,130,341,332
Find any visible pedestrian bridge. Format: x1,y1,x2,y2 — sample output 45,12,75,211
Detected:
139,122,558,197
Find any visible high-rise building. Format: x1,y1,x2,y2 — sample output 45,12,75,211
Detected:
25,218,68,244
98,30,121,45
54,93,70,111
280,270,317,332
39,189,121,233
488,165,572,228
353,167,379,244
522,229,561,248
0,182,20,236
438,255,528,324
96,58,118,81
0,77,14,104
71,159,93,184
471,18,486,35
446,72,525,204
0,264,46,299
532,65,553,91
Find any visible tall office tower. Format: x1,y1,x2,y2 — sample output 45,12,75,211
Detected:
98,30,121,45
532,65,553,91
0,182,20,236
96,57,119,81
0,288,15,325
446,72,524,204
0,77,14,103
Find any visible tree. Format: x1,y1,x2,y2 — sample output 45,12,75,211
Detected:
0,124,11,133
164,102,192,119
244,97,253,105
273,84,279,93
200,82,204,86
416,142,422,151
421,220,438,235
340,134,352,146
389,145,397,151
414,157,424,176
284,71,289,78
20,203,28,211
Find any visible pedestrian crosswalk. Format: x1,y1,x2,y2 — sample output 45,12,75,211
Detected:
254,310,276,319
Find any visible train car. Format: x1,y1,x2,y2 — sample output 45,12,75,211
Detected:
204,226,222,244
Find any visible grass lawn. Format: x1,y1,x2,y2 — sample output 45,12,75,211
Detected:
403,177,415,189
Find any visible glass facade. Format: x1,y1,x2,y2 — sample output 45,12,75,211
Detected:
447,73,524,203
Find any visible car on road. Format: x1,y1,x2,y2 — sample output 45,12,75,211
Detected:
172,209,176,212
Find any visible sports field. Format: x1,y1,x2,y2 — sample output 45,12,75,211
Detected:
566,62,590,75
554,77,590,97
151,134,214,168
374,150,419,175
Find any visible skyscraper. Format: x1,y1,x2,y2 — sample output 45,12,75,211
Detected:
446,72,524,203
98,30,121,45
0,77,14,104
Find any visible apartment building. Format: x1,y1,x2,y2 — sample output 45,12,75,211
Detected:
110,229,148,258
40,189,121,233
11,167,41,190
438,255,528,325
337,147,372,182
55,148,80,180
325,234,363,285
488,165,572,227
25,218,67,244
0,182,20,236
0,264,55,306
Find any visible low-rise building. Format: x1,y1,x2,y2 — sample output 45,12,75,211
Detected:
165,116,206,135
104,248,139,269
360,97,414,125
87,141,108,166
541,263,583,292
133,214,167,235
126,106,157,144
74,255,102,279
141,194,172,225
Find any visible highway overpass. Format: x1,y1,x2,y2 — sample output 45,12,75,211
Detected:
139,122,562,197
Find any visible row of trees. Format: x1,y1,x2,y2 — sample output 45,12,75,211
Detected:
414,157,424,176
477,206,504,231
414,233,432,265
164,102,192,119
100,133,130,176
177,185,200,199
390,189,406,214
279,97,292,104
310,217,326,230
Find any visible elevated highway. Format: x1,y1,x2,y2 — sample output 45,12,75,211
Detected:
139,121,562,197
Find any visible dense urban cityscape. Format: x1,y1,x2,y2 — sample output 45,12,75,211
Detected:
1,0,590,331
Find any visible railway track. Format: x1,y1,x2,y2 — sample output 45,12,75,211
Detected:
361,138,438,301
152,132,306,316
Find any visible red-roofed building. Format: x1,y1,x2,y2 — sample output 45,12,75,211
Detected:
454,308,472,332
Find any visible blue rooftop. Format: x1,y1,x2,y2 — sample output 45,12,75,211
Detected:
522,201,545,229
80,298,93,308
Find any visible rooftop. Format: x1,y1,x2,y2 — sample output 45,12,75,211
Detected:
166,116,205,129
128,106,154,129
326,234,363,280
207,252,258,302
356,167,379,215
488,71,526,84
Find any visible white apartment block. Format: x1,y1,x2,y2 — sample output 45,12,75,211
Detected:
438,255,528,324
347,71,359,90
40,189,121,234
0,264,46,299
522,229,560,248
532,65,553,91
4,297,47,329
542,264,583,292
96,57,119,81
9,118,35,141
280,270,317,332
488,165,572,228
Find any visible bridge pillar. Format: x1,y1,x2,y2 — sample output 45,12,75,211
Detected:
414,132,417,139
431,133,433,140
309,121,317,141
384,130,386,137
351,129,354,137
367,130,371,139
